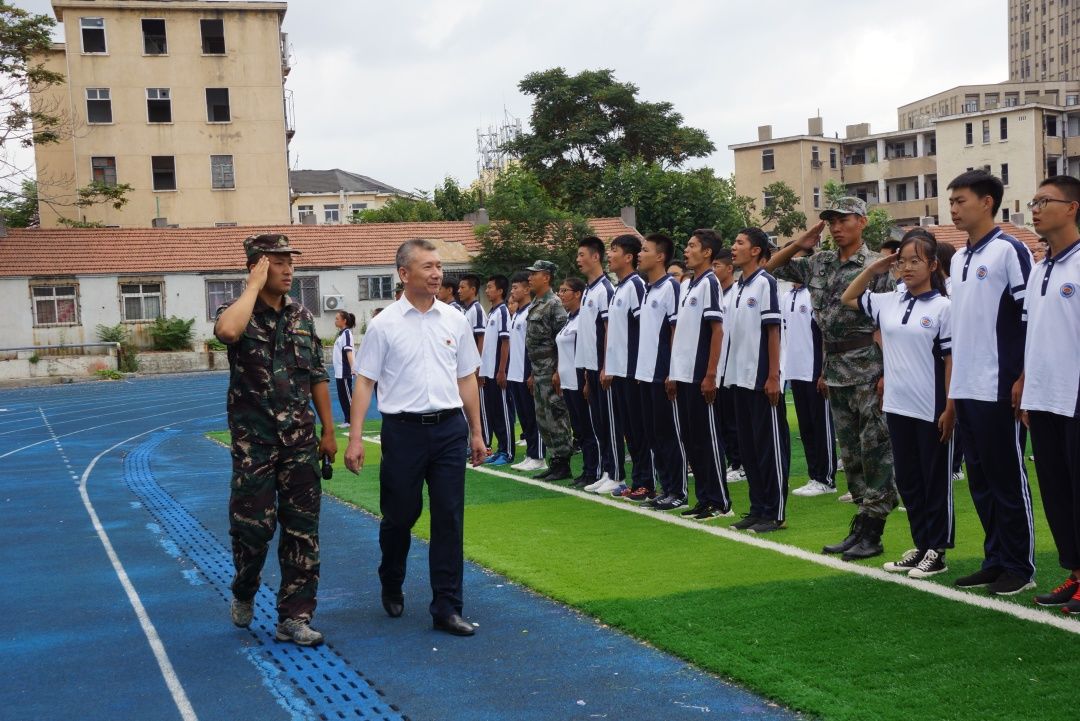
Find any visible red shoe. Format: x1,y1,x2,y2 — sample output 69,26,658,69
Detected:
1061,585,1080,615
626,487,657,502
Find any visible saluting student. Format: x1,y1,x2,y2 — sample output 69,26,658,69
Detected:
842,228,956,578
946,170,1036,596
668,228,732,520
1022,176,1080,614
781,248,838,497
554,277,598,486
636,234,686,509
507,272,546,472
722,228,790,534
479,275,515,465
601,234,650,498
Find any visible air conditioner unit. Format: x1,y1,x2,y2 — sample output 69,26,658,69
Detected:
322,295,344,311
919,216,936,227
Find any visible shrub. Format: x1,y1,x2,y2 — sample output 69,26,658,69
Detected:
206,337,227,351
96,322,139,372
95,368,123,380
149,316,195,351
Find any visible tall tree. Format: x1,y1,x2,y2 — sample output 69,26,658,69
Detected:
0,178,37,226
504,68,714,210
432,175,483,221
350,195,444,223
758,181,807,239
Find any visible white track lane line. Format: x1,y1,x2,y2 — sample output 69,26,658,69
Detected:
360,434,1080,637
0,397,220,436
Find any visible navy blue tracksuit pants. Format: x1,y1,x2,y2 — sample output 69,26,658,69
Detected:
509,380,543,461
612,376,651,490
717,385,742,472
379,412,467,619
564,372,599,479
675,382,729,510
1028,411,1080,571
885,412,955,552
584,369,625,482
790,379,838,487
954,398,1036,580
481,378,515,458
639,381,685,499
733,386,791,522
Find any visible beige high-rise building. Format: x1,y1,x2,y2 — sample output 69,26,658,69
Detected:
1008,0,1080,81
31,0,293,228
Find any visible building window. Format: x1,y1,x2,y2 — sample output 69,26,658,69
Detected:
1003,207,1012,223
896,183,908,202
80,17,106,53
142,19,167,54
812,187,820,209
1046,114,1059,136
763,192,775,209
928,135,937,155
86,88,112,123
32,284,79,326
297,204,315,223
146,88,172,123
91,156,117,186
350,202,368,216
289,276,320,315
811,146,820,165
200,18,226,54
965,122,973,145
120,282,163,321
829,147,837,169
151,156,176,191
358,275,394,300
1000,117,1009,140
205,88,230,122
1002,163,1010,185
1049,156,1060,175
324,204,340,223
211,155,234,189
761,149,775,171
206,279,245,319
982,119,991,143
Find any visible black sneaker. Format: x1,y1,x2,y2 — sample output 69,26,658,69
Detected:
1062,589,1080,615
908,549,948,579
747,519,786,534
645,494,671,509
989,570,1036,596
1034,575,1079,606
694,504,732,521
954,566,1003,589
882,549,924,574
681,502,707,517
571,474,592,488
653,496,687,511
730,514,760,531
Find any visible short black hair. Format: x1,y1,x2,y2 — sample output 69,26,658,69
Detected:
459,273,482,292
667,259,687,272
1040,174,1080,205
713,247,733,264
947,169,1004,214
739,227,772,261
644,232,675,267
578,235,606,260
610,234,641,268
560,276,586,293
486,274,509,300
510,271,530,286
691,228,723,263
440,278,457,291
935,239,956,277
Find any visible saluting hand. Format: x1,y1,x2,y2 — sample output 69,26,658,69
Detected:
795,220,826,251
869,254,896,275
247,255,270,292
344,436,365,474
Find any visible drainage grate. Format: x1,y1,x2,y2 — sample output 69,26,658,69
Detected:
122,430,406,721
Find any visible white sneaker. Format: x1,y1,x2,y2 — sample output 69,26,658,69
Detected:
951,471,965,482
519,457,547,471
837,491,854,503
792,480,836,497
584,474,610,492
593,478,622,494
517,439,527,447
340,422,350,428
726,468,746,483
836,458,845,471
510,458,531,470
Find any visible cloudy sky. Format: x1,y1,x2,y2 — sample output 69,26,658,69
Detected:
12,0,1008,195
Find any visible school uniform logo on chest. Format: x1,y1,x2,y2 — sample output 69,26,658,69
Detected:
975,265,989,280
1062,282,1077,299
650,299,659,308
747,297,758,308
799,304,808,314
615,298,623,307
920,316,933,328
587,300,594,307
688,297,698,306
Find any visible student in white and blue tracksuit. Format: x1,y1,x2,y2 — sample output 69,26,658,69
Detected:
722,228,790,533
843,228,956,578
507,272,545,469
332,310,357,426
554,277,598,485
945,170,1036,596
458,273,488,445
479,275,515,464
1022,176,1080,613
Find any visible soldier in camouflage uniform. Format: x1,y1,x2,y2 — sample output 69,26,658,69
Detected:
524,260,574,481
214,233,338,646
768,198,898,560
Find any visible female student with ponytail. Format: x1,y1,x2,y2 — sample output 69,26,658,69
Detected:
841,229,956,578
333,310,358,427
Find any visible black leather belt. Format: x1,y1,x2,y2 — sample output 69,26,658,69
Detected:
824,334,876,354
384,409,461,425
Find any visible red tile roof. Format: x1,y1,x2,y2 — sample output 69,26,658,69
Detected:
901,223,1047,261
0,217,637,276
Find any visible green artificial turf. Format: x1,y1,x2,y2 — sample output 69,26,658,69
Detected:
205,406,1074,721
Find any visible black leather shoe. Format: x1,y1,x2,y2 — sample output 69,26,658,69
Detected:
381,591,404,618
544,458,572,482
433,613,475,636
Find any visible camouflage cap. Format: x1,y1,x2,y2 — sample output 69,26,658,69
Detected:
526,259,558,276
819,196,867,220
244,233,302,261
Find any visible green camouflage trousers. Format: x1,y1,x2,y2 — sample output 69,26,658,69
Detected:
229,440,321,622
829,383,898,519
531,361,573,461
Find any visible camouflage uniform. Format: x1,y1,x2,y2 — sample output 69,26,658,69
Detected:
526,287,573,462
773,230,898,520
216,248,328,623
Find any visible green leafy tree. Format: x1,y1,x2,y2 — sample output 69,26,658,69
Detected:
432,176,483,221
504,68,714,210
0,178,37,226
758,181,807,238
821,179,893,251
350,195,444,223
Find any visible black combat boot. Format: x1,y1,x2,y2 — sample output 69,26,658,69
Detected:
823,514,864,554
544,457,572,482
842,516,886,561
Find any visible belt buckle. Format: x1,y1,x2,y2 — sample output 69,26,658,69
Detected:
421,412,439,425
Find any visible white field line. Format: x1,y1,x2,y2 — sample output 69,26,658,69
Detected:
361,433,1080,637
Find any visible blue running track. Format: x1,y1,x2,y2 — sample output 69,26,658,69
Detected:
0,373,796,720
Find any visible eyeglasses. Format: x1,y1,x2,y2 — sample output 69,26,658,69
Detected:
1027,197,1077,211
893,258,926,270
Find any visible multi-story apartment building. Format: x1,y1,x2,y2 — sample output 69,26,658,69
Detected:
31,0,294,228
1009,0,1080,81
290,169,412,225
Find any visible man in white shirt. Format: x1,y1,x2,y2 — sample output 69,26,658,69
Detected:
345,239,486,637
